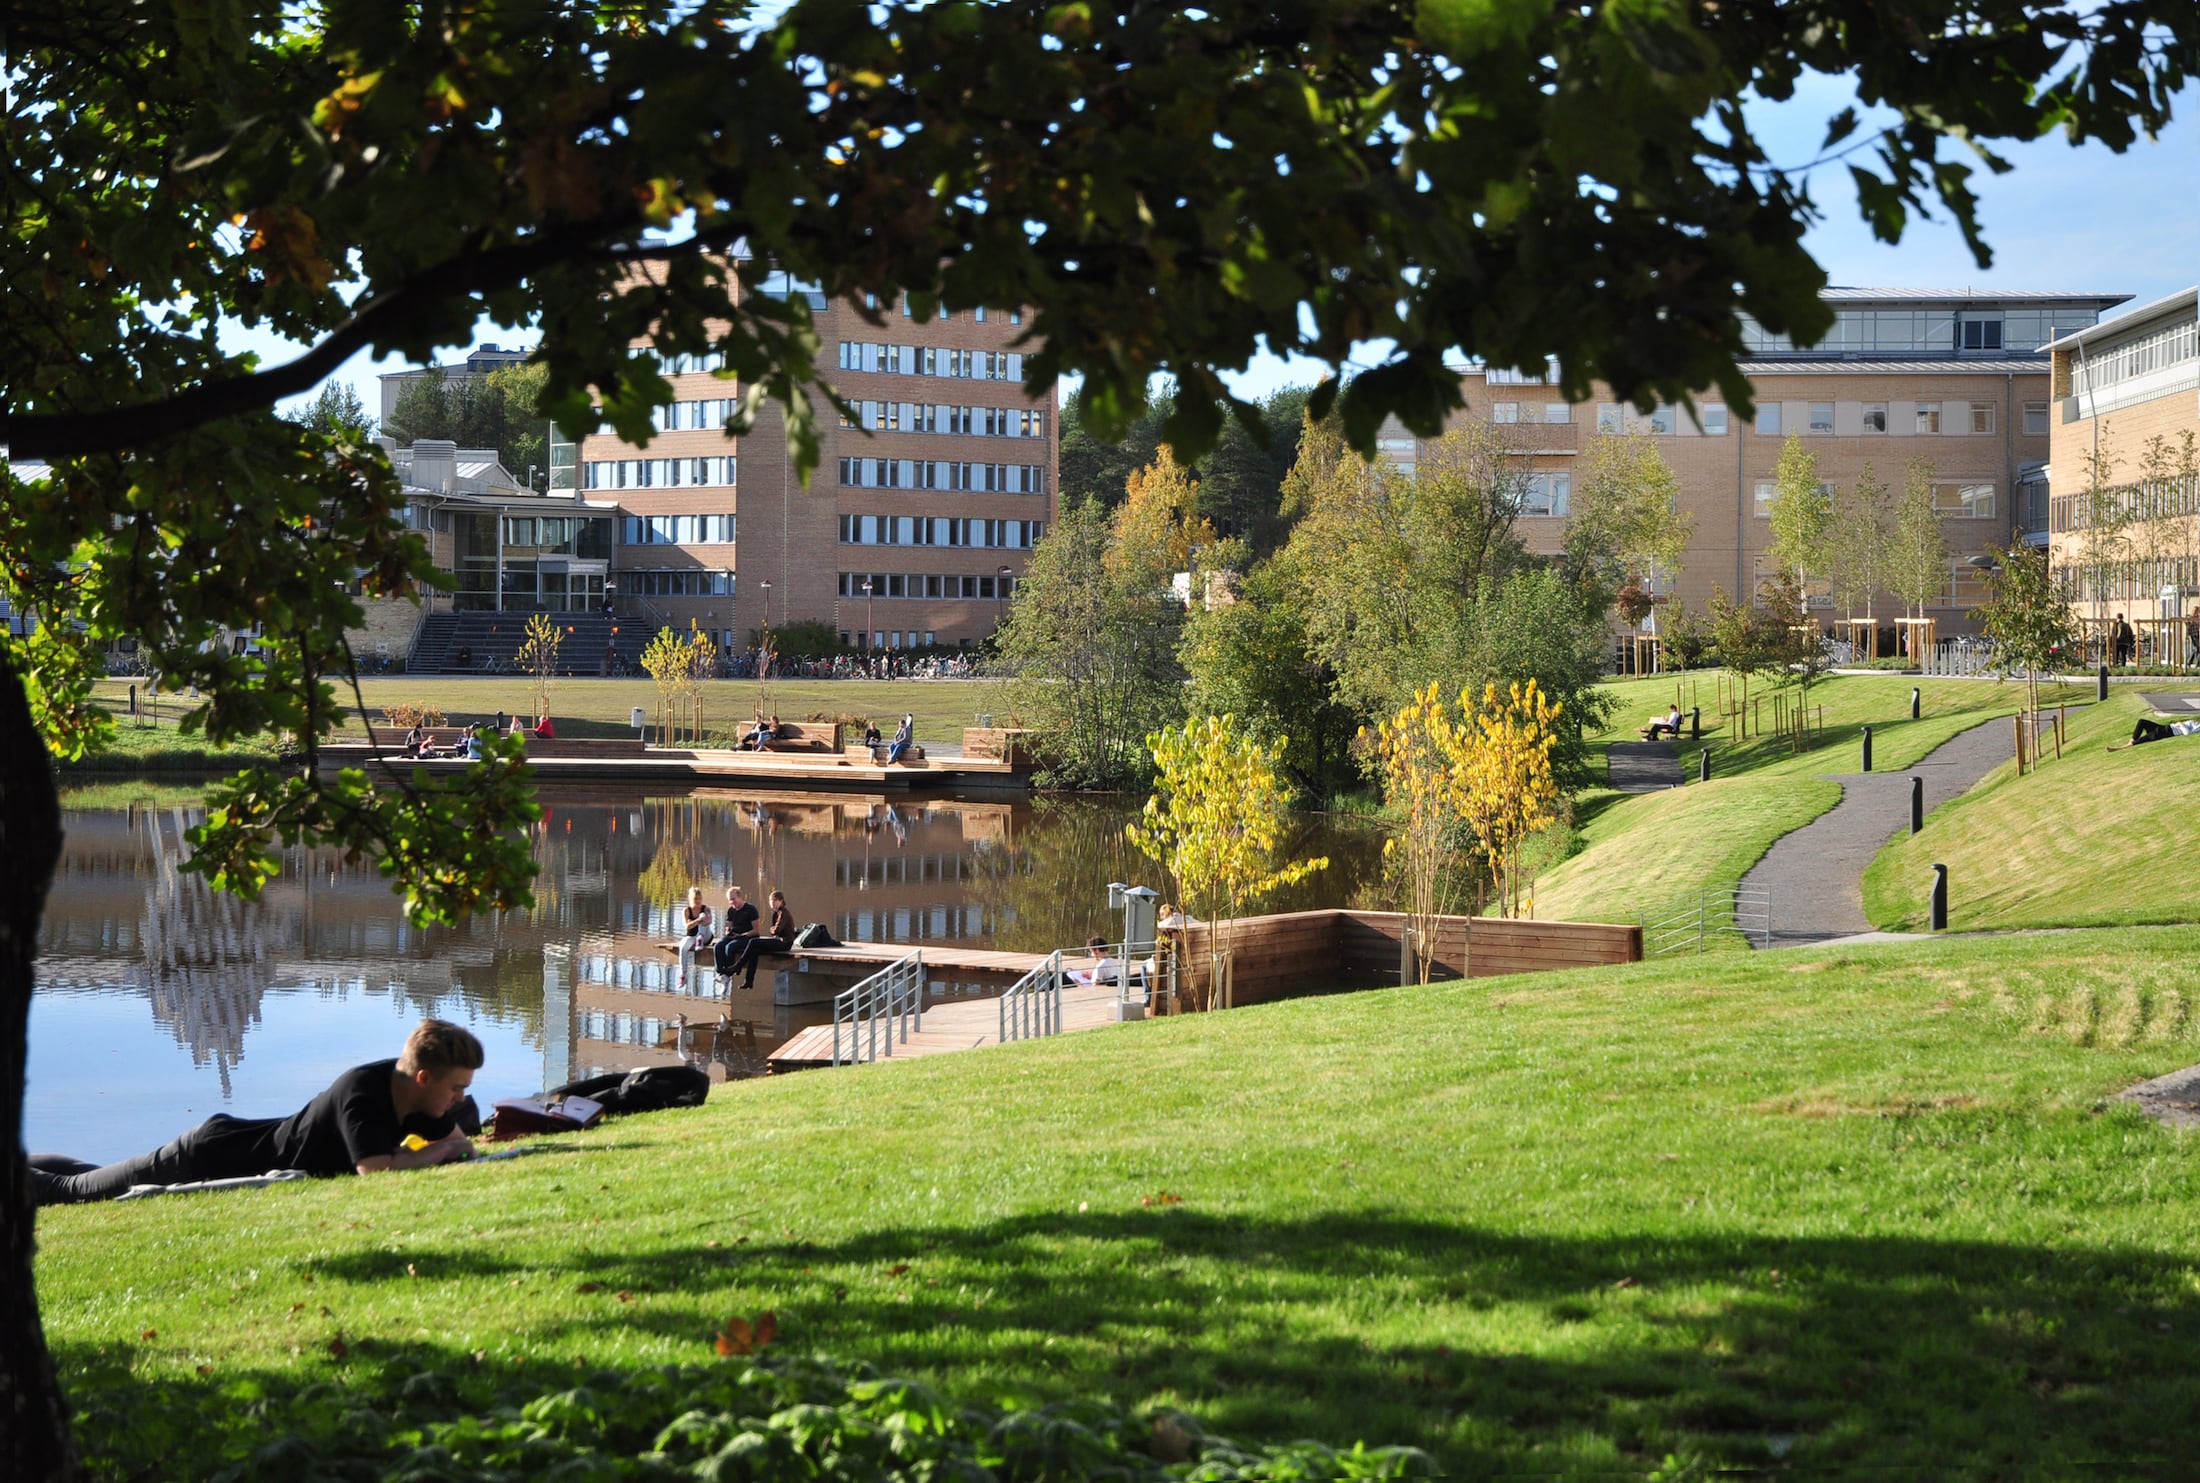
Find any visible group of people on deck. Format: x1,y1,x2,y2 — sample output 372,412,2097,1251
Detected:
399,710,553,760
677,883,796,993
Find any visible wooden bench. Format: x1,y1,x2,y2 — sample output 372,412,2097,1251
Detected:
844,739,925,764
962,727,1030,764
748,720,840,752
369,724,471,754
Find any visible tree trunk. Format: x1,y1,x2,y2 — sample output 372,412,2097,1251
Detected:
0,660,77,1480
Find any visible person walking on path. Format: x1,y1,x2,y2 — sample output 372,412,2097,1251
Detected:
32,1020,483,1204
727,889,796,990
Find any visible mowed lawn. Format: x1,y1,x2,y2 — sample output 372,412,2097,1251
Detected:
1535,673,2090,933
1866,691,2200,931
84,675,1000,750
40,928,2200,1480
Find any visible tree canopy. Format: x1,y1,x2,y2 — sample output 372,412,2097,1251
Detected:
3,0,2194,1474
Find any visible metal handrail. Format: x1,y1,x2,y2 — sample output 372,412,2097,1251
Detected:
1644,886,1772,956
831,950,925,1064
998,950,1063,1043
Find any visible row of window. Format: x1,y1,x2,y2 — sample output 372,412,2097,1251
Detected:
1573,400,2047,438
2069,317,2200,400
621,568,735,597
500,516,614,554
838,515,1046,548
2066,555,2200,607
648,350,726,377
650,399,740,431
1752,479,1997,519
836,343,1026,381
2049,471,2200,534
864,292,1021,326
1739,308,2098,357
837,572,1017,601
582,457,737,490
623,515,737,546
837,457,1047,494
839,402,1046,438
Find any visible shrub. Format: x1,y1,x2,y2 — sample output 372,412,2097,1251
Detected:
380,702,448,728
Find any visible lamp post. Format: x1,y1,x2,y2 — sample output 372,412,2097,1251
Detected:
861,577,874,657
758,578,772,679
996,564,1012,628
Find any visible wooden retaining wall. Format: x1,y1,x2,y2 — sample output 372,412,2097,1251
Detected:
1172,909,1640,1010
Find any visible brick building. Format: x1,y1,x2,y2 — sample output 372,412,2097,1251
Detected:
560,272,1057,656
1404,289,2126,635
2043,286,2200,650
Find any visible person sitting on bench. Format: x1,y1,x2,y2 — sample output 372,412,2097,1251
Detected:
32,1020,483,1205
401,722,427,758
1641,705,1683,740
741,714,780,751
886,713,915,765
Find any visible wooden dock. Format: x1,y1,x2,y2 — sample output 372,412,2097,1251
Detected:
766,977,1132,1071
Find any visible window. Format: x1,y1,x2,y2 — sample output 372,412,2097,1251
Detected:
1959,317,2005,351
1596,404,1621,433
1009,309,1022,326
1648,405,1676,435
2023,401,2049,436
1970,403,1996,435
1756,404,1782,436
1699,404,1727,435
1915,402,1942,434
1542,403,1572,425
1492,402,1520,424
1930,481,1996,518
1518,472,1571,517
1754,480,1778,518
974,307,986,323
1809,402,1834,434
1862,402,1888,434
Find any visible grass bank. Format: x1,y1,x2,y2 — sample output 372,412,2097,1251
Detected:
1865,691,2200,931
1532,673,2087,932
84,676,999,752
40,928,2200,1479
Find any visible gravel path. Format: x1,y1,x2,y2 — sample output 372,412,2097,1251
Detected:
1739,717,2015,949
1606,741,1684,794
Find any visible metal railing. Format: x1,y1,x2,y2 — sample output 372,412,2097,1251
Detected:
831,950,925,1064
998,950,1064,1043
1644,885,1772,956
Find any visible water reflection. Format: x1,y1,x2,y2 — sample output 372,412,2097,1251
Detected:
30,786,1388,1161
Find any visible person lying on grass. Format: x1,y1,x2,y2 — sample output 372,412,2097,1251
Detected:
32,1019,483,1205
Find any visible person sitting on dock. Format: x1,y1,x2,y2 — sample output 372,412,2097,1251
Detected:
533,714,555,738
31,1020,483,1205
727,889,796,991
886,714,914,765
713,885,761,982
401,722,427,758
1070,935,1122,987
677,885,715,989
462,725,487,761
863,720,882,753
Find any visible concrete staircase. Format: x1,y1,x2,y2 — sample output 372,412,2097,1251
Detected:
411,611,650,676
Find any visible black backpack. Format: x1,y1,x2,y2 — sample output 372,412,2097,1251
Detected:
547,1065,710,1116
791,921,840,949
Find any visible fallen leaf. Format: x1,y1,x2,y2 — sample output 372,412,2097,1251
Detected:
887,1263,910,1277
576,1281,604,1294
141,1329,156,1342
328,1336,349,1361
1613,1277,1638,1289
406,1263,417,1278
616,1290,634,1304
196,1364,212,1377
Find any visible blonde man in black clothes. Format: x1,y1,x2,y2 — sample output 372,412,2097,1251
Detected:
726,889,796,990
33,1020,483,1205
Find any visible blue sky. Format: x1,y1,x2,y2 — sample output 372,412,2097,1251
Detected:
263,80,2197,420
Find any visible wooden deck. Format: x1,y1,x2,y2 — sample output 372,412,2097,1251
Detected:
767,978,1132,1070
315,740,1027,792
656,938,1049,979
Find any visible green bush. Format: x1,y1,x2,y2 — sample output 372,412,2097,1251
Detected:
87,1353,1431,1483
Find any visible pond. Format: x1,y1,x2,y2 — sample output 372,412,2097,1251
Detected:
29,785,1390,1163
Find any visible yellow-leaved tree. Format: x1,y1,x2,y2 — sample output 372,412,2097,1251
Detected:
1369,682,1474,986
685,622,720,742
513,611,565,726
640,626,688,743
1461,679,1563,919
1125,714,1327,1010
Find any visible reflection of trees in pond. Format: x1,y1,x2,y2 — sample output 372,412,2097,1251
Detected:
971,797,1392,952
635,799,714,920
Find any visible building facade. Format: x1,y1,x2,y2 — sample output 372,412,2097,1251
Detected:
377,272,1057,661
1407,289,2126,634
565,274,1057,655
2044,287,2200,646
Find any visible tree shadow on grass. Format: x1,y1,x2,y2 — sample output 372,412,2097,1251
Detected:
58,1209,2199,1479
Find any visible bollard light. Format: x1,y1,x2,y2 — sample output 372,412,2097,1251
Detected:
1861,724,1874,773
1910,776,1924,835
1929,863,1948,932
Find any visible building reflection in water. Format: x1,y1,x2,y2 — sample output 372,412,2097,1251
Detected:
34,786,1384,1133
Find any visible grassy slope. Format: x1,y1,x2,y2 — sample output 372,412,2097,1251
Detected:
1534,673,2086,932
1865,691,2200,931
42,929,2200,1479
